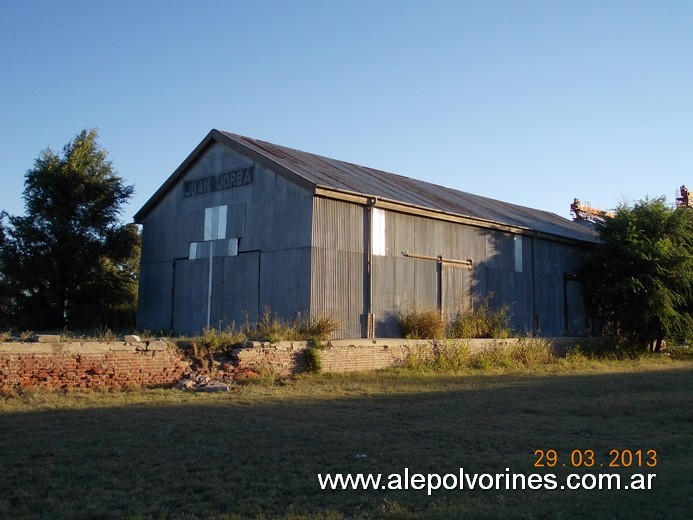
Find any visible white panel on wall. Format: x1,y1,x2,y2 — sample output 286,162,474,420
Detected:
204,205,228,241
372,207,387,256
189,241,212,260
227,238,239,257
211,238,239,258
514,235,523,273
218,205,227,239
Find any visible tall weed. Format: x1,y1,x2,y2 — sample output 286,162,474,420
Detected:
398,308,445,339
244,307,341,342
397,303,512,339
405,339,558,372
448,303,511,339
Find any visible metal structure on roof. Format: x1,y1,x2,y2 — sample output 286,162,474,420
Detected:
570,198,615,223
676,185,690,209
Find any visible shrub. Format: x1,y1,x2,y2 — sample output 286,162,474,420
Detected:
448,303,511,339
297,315,341,342
304,340,325,373
397,303,512,340
398,308,445,339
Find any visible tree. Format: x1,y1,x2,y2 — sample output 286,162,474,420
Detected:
584,196,693,350
0,129,140,330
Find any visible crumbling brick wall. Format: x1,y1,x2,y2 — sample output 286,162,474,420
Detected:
0,341,189,392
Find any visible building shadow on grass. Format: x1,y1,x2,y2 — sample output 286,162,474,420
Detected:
0,368,690,519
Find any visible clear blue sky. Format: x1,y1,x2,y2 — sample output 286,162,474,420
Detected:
1,0,691,222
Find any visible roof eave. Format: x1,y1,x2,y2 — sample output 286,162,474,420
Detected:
314,186,599,247
134,130,218,223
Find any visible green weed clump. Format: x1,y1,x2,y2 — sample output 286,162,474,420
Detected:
304,340,326,373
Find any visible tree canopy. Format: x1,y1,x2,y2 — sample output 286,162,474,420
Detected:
584,196,693,350
0,129,140,330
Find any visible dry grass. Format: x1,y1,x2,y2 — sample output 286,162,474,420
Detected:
173,308,341,358
398,304,513,340
404,338,559,372
0,357,690,519
448,303,511,339
398,308,446,339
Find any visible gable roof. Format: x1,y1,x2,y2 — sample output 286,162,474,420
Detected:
135,129,598,245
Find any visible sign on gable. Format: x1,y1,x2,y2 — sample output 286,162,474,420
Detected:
183,166,254,198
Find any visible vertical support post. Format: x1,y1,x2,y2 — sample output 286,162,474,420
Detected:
563,275,569,336
170,260,176,332
365,198,377,338
437,255,444,317
532,235,538,334
207,249,213,330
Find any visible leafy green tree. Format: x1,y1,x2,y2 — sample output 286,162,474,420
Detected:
584,197,693,350
0,129,140,329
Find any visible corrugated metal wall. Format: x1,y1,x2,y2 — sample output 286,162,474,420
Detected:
308,202,589,338
310,198,365,339
532,239,588,336
138,142,313,334
372,211,482,336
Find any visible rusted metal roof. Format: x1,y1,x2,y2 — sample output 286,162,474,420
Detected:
218,131,599,244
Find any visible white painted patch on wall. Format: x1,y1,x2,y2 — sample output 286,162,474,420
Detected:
189,241,212,260
204,205,227,241
189,239,238,260
372,207,387,256
514,235,523,273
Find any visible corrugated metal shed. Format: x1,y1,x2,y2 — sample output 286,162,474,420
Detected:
135,129,598,337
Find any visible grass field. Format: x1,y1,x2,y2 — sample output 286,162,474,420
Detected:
0,356,691,519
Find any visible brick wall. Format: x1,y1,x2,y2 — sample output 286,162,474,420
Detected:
0,341,189,392
233,337,589,376
0,337,593,392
